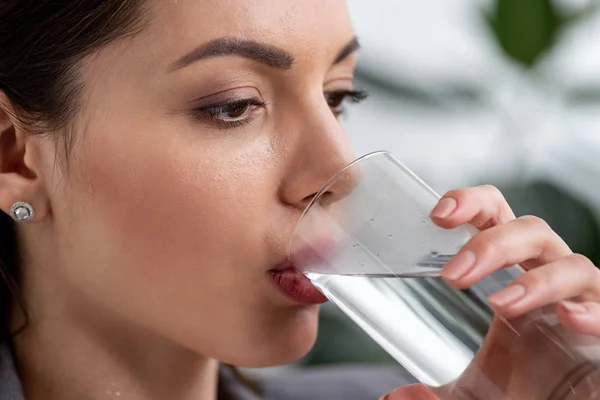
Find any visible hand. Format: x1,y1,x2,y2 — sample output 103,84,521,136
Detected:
433,185,600,333
381,185,600,400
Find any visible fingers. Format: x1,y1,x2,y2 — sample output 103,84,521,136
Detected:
486,254,600,318
381,384,440,400
431,185,600,336
441,216,572,288
431,185,515,230
557,301,600,337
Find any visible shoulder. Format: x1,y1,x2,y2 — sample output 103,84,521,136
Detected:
260,364,417,400
0,344,25,400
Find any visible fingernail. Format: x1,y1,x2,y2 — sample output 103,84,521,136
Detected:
378,395,389,400
489,284,527,307
561,301,587,315
431,197,458,219
442,251,477,281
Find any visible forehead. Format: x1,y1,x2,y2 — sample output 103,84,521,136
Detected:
147,0,353,65
77,0,355,125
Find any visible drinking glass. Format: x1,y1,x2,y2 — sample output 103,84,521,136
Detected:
289,151,600,399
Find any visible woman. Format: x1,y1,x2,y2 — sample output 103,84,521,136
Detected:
0,1,599,399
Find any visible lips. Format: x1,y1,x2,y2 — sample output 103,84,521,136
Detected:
268,260,328,305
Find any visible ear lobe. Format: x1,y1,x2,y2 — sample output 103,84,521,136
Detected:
0,93,50,223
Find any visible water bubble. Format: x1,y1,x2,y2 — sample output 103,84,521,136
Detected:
360,261,366,267
421,242,426,246
370,218,375,223
388,234,393,239
352,243,360,249
430,251,439,258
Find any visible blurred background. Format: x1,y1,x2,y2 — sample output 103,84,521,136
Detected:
252,0,600,374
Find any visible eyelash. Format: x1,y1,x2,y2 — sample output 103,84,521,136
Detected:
193,89,369,129
193,98,267,129
325,89,369,117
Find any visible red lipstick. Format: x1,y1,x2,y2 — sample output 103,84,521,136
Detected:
268,260,328,305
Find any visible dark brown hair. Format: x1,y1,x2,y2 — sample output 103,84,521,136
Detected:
0,0,146,344
0,2,255,398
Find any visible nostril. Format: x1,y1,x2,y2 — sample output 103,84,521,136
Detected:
299,191,335,211
301,192,322,210
315,191,334,206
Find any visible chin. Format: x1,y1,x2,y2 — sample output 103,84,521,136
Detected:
229,308,321,368
240,338,317,368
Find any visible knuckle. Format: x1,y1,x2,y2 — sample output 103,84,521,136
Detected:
568,253,595,271
563,254,600,295
518,215,550,230
471,233,501,260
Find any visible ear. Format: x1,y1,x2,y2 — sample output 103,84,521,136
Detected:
0,92,51,222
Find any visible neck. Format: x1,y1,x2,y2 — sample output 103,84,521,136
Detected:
11,265,219,400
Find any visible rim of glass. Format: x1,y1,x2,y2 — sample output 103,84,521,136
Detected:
288,150,391,257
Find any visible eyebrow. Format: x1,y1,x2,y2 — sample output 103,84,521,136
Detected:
170,36,360,72
334,37,360,64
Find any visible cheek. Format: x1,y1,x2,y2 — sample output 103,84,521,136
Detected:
57,123,321,365
79,147,250,273
55,121,285,345
78,126,275,263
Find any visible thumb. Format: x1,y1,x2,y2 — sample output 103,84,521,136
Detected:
380,384,440,400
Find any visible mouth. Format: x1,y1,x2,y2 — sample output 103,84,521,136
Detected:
268,259,328,306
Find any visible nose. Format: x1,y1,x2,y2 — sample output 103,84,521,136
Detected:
279,99,358,212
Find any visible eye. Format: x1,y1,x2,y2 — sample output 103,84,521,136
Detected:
193,98,267,128
325,89,369,117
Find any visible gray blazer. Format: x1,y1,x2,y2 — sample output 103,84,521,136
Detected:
0,345,416,400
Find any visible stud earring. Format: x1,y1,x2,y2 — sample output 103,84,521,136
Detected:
10,202,35,223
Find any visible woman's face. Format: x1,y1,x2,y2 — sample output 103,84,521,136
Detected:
34,0,358,367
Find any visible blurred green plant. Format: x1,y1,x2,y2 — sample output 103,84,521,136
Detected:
487,0,599,67
486,0,600,266
488,0,561,67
